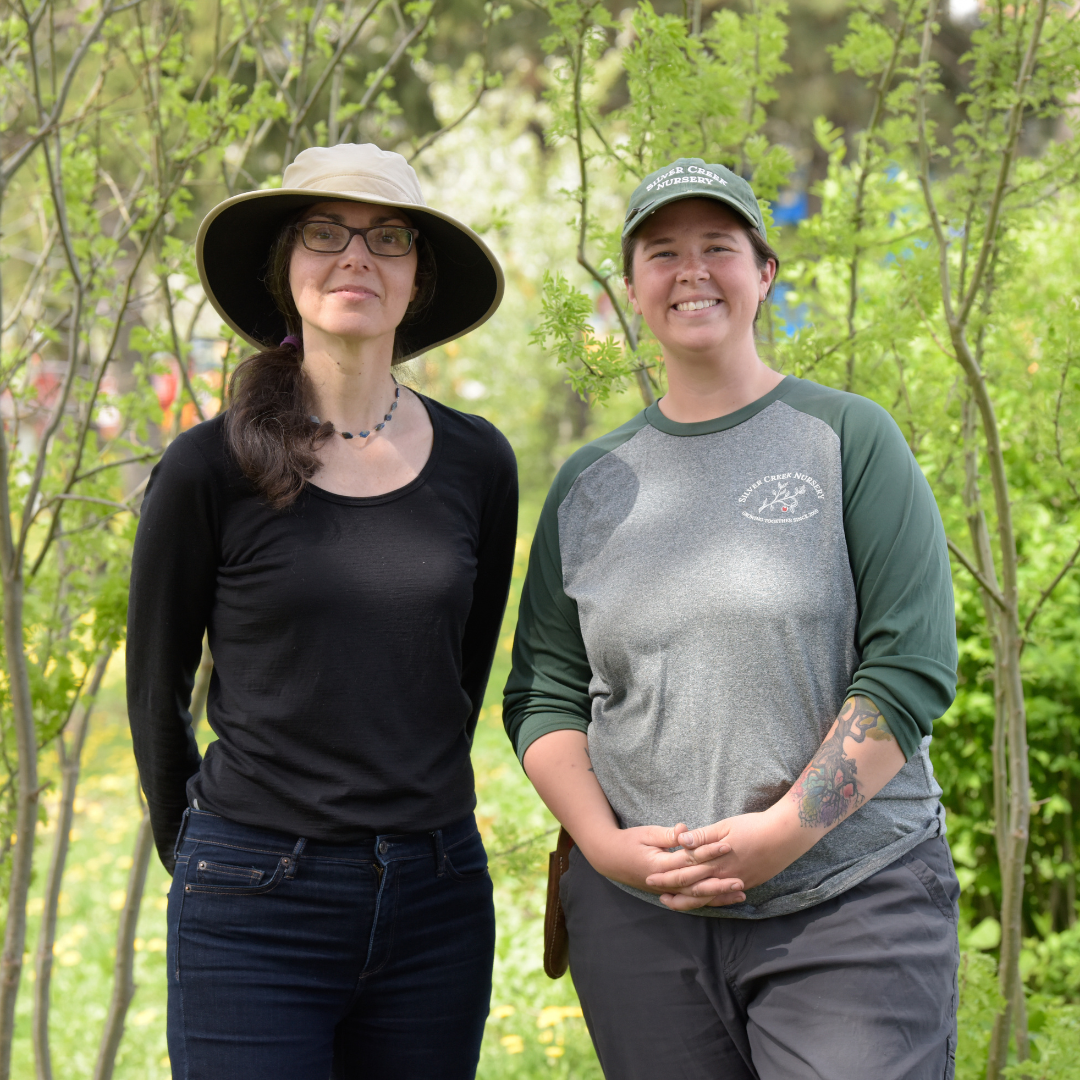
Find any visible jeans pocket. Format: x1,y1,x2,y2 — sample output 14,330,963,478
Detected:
182,844,290,896
196,859,265,887
443,830,489,882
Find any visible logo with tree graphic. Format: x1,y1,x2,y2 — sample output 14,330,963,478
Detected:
758,479,806,516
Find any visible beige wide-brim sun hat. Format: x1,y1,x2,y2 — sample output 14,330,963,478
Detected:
195,143,505,363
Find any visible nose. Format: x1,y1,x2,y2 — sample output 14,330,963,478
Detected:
336,234,373,269
675,253,710,283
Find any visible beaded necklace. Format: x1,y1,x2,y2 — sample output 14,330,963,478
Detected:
309,381,401,440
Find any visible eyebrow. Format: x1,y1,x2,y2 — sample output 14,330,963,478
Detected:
301,211,410,226
641,230,739,250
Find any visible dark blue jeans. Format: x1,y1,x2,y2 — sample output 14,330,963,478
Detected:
166,809,495,1079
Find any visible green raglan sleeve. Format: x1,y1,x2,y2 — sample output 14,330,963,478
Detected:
502,473,593,764
833,392,958,759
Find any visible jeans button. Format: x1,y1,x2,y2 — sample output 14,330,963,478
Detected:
378,841,389,855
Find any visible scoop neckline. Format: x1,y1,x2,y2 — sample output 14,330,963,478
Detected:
644,375,796,437
305,390,442,506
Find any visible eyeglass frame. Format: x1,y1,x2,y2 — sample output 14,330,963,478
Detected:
293,220,420,257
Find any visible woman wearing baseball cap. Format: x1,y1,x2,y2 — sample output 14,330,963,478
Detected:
505,158,959,1079
127,143,516,1078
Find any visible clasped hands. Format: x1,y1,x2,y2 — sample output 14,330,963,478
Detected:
583,805,808,912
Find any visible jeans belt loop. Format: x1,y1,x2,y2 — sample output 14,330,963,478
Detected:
432,829,447,876
173,806,192,862
284,837,307,880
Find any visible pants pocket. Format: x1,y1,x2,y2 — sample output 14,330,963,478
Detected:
900,851,956,921
180,843,291,896
943,1034,956,1079
196,859,265,887
443,829,489,881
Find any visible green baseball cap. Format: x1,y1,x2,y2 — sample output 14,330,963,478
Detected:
622,158,766,241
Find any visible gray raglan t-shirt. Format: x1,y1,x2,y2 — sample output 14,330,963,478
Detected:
503,376,957,918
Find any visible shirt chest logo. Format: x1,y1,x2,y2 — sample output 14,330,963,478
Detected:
737,470,825,524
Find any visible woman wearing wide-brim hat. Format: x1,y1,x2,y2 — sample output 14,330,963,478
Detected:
505,159,960,1078
127,143,517,1079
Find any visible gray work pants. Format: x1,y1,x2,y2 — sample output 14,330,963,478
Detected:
562,834,959,1080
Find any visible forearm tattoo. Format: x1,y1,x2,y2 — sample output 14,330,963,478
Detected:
790,696,894,829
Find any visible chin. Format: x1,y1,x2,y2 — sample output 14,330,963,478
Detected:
669,330,735,354
312,320,391,341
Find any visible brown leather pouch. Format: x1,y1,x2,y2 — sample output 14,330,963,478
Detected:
543,827,575,979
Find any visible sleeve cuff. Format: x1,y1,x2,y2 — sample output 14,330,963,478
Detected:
513,713,591,766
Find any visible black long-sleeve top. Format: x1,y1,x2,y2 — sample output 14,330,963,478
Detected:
127,397,518,870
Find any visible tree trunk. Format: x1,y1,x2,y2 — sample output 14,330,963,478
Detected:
0,571,40,1080
33,651,112,1080
92,804,154,1080
987,613,1031,1076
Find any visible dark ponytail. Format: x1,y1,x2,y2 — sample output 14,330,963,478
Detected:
225,212,437,509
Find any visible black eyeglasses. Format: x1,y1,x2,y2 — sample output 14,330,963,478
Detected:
295,220,418,257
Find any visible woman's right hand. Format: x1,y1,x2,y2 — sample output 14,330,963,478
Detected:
579,822,747,905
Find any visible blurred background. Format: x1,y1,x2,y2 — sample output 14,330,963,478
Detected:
1,0,1079,1076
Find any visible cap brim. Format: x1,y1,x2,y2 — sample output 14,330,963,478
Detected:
623,188,766,241
196,189,505,363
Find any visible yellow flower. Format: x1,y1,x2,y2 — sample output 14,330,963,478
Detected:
500,1034,524,1055
545,1046,565,1058
108,890,127,911
490,1005,516,1019
539,1030,554,1044
537,1005,584,1028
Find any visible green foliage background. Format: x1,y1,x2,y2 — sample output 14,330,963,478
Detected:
2,0,1080,1076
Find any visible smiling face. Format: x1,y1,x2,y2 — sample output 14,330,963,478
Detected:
625,199,775,364
288,200,419,347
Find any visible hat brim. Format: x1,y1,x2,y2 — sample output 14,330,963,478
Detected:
622,188,766,241
196,189,505,363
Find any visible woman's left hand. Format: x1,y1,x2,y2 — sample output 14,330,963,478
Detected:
644,807,811,911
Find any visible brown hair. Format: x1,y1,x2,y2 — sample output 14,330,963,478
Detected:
621,210,780,322
225,213,436,509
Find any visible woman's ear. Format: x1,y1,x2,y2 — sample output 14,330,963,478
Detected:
760,258,777,299
625,277,641,316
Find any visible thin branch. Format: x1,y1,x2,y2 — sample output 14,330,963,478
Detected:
158,275,206,423
91,794,154,1080
1,0,130,189
285,0,384,150
339,8,434,142
72,453,160,486
844,0,921,391
491,826,559,859
45,494,139,515
0,224,58,334
1023,536,1080,638
947,537,1007,610
410,73,488,162
568,5,654,405
957,0,1051,326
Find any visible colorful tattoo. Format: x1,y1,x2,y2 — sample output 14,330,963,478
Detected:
789,696,893,829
